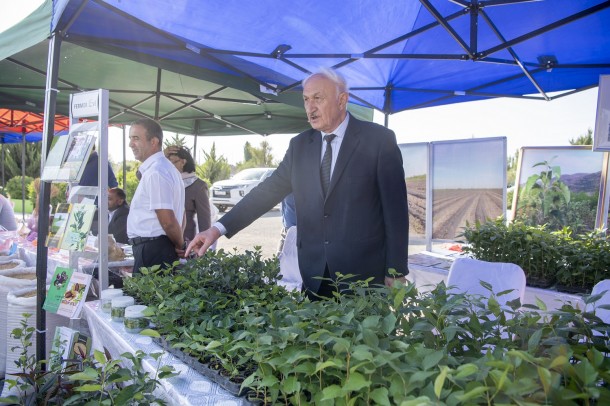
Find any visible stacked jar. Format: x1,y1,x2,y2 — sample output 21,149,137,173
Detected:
123,305,149,334
101,288,123,314
111,296,134,322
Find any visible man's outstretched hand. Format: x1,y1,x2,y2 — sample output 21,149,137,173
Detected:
185,227,221,258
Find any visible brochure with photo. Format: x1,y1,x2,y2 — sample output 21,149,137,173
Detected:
60,203,96,252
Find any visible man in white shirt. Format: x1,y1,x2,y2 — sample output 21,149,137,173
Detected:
127,118,185,274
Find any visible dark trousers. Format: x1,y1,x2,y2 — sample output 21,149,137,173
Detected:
305,265,335,301
132,236,178,275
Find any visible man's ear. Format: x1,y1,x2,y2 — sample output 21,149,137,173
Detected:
339,91,349,110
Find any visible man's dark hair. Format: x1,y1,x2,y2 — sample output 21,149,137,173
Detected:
109,187,127,203
131,118,163,144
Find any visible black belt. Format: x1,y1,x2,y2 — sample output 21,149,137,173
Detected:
128,235,165,246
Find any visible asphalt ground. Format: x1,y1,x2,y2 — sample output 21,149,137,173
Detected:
215,208,283,259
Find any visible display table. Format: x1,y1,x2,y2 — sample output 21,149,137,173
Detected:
83,301,250,406
407,251,585,311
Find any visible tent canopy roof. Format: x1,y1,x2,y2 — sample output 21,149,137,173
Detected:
0,1,372,138
46,0,610,114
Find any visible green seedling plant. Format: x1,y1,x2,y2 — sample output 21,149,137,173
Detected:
0,315,177,406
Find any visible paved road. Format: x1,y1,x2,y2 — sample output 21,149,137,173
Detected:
216,208,283,259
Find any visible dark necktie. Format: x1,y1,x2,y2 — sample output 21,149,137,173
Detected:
136,169,142,180
320,134,336,196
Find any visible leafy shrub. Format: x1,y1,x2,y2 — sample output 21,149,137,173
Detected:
460,219,610,292
124,249,610,405
5,176,34,200
0,315,177,405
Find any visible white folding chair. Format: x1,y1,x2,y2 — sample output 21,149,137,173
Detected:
447,257,526,306
278,226,302,291
586,279,610,327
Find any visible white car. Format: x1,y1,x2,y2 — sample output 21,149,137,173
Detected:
210,167,275,212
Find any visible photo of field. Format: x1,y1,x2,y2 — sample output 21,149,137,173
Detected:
432,188,504,239
406,175,426,236
431,138,506,240
400,143,428,239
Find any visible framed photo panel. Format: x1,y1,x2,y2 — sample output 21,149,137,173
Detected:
593,75,610,151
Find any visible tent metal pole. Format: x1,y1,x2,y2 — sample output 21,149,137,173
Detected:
122,125,126,187
21,129,25,223
36,32,62,365
1,145,4,188
384,113,389,128
193,120,199,163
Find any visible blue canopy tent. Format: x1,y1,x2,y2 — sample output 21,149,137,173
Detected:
50,0,610,123
18,0,610,362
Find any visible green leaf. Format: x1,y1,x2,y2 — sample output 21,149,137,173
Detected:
74,384,103,392
321,385,343,400
455,363,478,379
549,355,568,369
535,297,547,311
528,328,543,351
282,376,300,394
457,385,489,402
537,366,551,395
205,340,222,350
381,313,397,335
434,366,448,399
139,328,161,338
70,367,99,381
343,372,371,392
369,387,391,406
422,350,444,371
93,350,107,365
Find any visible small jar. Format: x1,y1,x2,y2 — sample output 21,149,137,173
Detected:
101,288,123,314
123,305,149,334
111,296,134,322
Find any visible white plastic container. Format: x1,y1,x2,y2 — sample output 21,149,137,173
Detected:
110,296,134,322
101,288,123,314
123,305,149,334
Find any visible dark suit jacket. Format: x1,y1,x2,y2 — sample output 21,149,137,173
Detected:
220,115,409,293
108,204,130,244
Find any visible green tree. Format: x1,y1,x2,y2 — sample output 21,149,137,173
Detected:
237,140,275,170
569,128,593,145
115,160,140,203
163,133,187,148
1,142,43,183
197,143,231,185
243,141,253,162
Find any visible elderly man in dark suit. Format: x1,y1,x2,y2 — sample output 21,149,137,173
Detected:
186,68,409,297
108,187,130,244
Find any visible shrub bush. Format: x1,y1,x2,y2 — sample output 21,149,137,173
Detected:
5,176,34,200
460,219,610,292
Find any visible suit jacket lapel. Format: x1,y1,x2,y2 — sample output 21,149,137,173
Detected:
327,118,360,197
305,130,325,198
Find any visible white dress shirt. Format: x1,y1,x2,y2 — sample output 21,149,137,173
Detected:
127,151,185,238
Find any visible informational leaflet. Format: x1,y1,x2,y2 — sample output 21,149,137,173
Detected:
44,266,92,319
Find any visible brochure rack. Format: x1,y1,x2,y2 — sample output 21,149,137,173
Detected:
41,89,111,297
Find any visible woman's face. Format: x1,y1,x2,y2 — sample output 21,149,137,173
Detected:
168,154,186,172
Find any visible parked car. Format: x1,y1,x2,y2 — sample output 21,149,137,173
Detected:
210,167,275,212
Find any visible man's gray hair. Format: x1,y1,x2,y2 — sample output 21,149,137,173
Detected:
303,67,349,95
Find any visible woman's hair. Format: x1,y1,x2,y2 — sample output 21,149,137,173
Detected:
169,146,196,173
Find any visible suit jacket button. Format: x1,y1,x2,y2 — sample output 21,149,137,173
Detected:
324,241,329,244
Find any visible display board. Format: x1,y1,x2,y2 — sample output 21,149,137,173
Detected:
511,146,604,233
430,137,506,240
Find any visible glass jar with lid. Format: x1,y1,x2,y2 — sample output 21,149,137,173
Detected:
101,288,123,314
111,296,134,322
123,304,149,334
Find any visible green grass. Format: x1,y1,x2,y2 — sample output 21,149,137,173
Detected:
11,199,34,215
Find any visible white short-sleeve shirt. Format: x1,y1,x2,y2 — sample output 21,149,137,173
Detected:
127,151,185,238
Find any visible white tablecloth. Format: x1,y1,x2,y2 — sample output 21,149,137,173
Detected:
83,301,250,406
